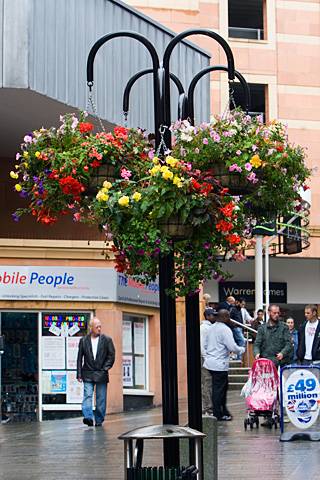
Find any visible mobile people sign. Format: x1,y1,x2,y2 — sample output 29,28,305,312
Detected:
280,365,320,441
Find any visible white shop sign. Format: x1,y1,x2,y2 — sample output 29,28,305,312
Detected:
0,266,117,301
0,266,159,306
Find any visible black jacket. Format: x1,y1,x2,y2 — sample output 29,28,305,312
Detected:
297,321,320,362
77,334,115,383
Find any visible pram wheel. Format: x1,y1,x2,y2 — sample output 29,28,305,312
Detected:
249,418,254,430
255,418,259,428
244,419,248,430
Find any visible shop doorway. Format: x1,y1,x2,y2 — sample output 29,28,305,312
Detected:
0,312,38,422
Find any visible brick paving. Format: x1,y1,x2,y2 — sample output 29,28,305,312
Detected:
0,392,319,480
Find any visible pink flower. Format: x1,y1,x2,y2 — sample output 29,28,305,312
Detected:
16,153,21,160
148,150,155,159
24,135,33,143
252,145,258,152
247,172,259,183
212,132,221,142
203,138,208,145
73,212,81,222
244,163,252,172
194,148,200,154
120,168,132,180
236,150,242,156
229,164,242,173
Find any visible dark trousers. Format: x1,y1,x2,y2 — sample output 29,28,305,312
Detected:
210,370,229,420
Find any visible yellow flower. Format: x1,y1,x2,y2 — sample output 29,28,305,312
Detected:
96,191,109,202
15,164,19,169
118,196,130,207
173,176,183,188
103,181,112,189
23,162,29,168
132,191,142,202
152,157,160,165
160,165,169,173
149,165,161,176
10,171,19,179
15,184,22,192
35,151,41,158
166,156,179,167
250,154,262,168
23,151,29,159
162,170,174,180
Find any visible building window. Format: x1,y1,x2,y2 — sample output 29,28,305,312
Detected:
228,0,264,40
122,314,147,390
231,83,266,122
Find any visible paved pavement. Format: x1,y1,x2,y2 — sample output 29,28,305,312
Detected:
0,391,319,480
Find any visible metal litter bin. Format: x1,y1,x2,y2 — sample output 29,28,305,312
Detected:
119,424,205,480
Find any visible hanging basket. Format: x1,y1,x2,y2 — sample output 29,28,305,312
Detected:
159,215,193,241
86,164,116,196
213,165,259,196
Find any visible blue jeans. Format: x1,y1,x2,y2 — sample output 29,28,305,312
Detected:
232,327,246,360
82,381,107,424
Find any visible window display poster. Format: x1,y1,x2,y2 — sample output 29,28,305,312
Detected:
42,370,52,394
51,371,67,393
67,371,83,403
42,336,66,369
67,337,81,369
134,322,145,355
122,321,132,353
135,356,146,388
123,355,133,387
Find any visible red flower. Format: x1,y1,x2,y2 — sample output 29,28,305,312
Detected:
59,176,84,197
200,182,213,196
276,144,284,152
226,233,241,245
114,126,128,139
191,178,201,190
79,122,94,134
220,202,235,218
216,220,233,233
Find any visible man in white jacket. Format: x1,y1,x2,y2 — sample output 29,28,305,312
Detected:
204,309,245,421
200,308,218,415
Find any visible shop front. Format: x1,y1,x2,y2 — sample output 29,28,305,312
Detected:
0,265,160,422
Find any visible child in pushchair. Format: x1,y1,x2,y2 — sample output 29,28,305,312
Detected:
242,358,280,430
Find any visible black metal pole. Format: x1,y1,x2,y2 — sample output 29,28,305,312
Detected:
159,252,180,467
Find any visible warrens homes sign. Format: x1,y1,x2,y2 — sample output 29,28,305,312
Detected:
219,281,287,304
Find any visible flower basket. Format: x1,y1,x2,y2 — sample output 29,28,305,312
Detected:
213,165,259,196
87,164,116,196
158,215,193,240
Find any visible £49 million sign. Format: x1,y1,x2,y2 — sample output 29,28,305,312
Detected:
283,368,320,429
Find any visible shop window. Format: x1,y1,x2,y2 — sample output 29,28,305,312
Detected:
231,83,266,122
228,0,264,40
122,315,147,390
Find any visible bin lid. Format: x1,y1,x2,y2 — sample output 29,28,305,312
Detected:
119,424,206,440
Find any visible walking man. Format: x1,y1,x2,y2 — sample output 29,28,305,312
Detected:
77,317,115,427
200,308,218,415
253,304,292,367
297,304,320,365
203,309,245,421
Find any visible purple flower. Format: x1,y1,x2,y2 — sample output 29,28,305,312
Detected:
12,213,20,222
137,249,145,256
209,131,220,142
203,242,211,250
36,200,43,206
23,135,33,144
33,176,39,182
153,247,161,255
148,150,155,159
155,238,161,245
203,138,208,145
19,190,29,198
244,162,252,172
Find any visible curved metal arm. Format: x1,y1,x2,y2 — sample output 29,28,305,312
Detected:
122,68,185,118
86,31,162,144
187,65,251,124
162,29,236,129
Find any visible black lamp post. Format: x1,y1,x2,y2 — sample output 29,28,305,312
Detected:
86,28,249,468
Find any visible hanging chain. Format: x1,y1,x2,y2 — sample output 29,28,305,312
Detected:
86,86,106,133
155,125,169,157
123,111,128,128
222,80,236,120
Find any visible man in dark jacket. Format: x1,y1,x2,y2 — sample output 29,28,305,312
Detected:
297,304,320,364
253,304,293,367
77,317,115,427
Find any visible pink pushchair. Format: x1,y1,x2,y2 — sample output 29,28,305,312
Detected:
243,358,280,430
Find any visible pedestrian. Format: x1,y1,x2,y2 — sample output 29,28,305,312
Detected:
200,308,218,416
77,317,115,427
250,309,265,341
297,304,320,365
240,298,253,325
218,295,235,311
203,309,245,421
285,317,298,362
253,304,293,367
230,298,246,359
